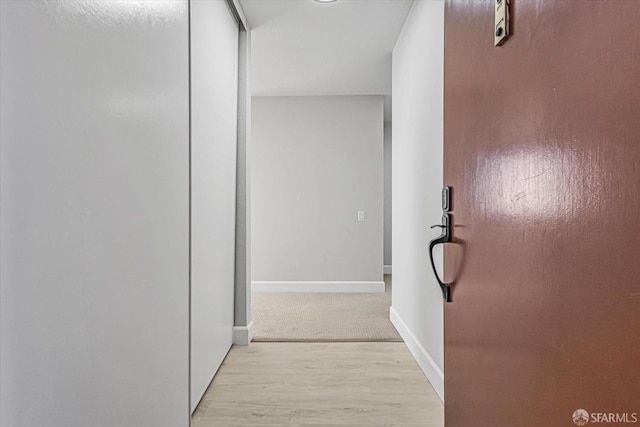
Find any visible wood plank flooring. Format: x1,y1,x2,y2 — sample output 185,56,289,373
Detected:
192,342,444,427
251,275,401,342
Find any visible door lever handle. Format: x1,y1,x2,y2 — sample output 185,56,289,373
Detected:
428,214,452,302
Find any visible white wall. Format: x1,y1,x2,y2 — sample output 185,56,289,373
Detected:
252,96,384,292
384,123,393,272
0,1,190,426
234,28,255,345
190,0,238,412
390,0,446,401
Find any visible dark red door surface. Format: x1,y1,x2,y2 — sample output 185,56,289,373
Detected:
444,1,640,426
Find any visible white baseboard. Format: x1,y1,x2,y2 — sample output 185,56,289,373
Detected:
384,265,392,274
390,306,444,402
232,320,255,346
252,281,385,293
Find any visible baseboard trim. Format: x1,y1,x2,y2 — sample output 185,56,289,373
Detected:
232,320,255,345
252,281,385,293
390,306,444,402
383,265,392,274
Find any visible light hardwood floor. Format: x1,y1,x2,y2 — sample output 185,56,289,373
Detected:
192,342,444,426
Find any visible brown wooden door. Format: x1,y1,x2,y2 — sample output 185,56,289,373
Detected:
443,1,640,426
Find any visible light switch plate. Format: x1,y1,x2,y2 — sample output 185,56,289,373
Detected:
494,0,510,46
357,211,365,222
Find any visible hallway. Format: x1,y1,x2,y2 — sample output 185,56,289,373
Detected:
192,343,444,426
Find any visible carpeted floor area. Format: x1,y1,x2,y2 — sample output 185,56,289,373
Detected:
251,275,402,342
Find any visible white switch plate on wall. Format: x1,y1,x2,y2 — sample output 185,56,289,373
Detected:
358,211,366,222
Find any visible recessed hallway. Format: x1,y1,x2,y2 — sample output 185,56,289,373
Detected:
251,275,400,342
192,342,444,427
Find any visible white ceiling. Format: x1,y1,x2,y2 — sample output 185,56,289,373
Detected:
239,0,413,104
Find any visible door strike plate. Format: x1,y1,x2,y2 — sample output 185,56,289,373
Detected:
495,0,510,46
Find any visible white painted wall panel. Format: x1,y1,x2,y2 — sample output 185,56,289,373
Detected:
0,1,190,426
252,96,383,286
234,29,253,337
384,123,392,269
391,0,445,401
190,0,239,412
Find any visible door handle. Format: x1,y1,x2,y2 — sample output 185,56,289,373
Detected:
429,213,452,302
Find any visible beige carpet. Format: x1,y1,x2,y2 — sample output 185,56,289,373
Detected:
251,275,402,342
